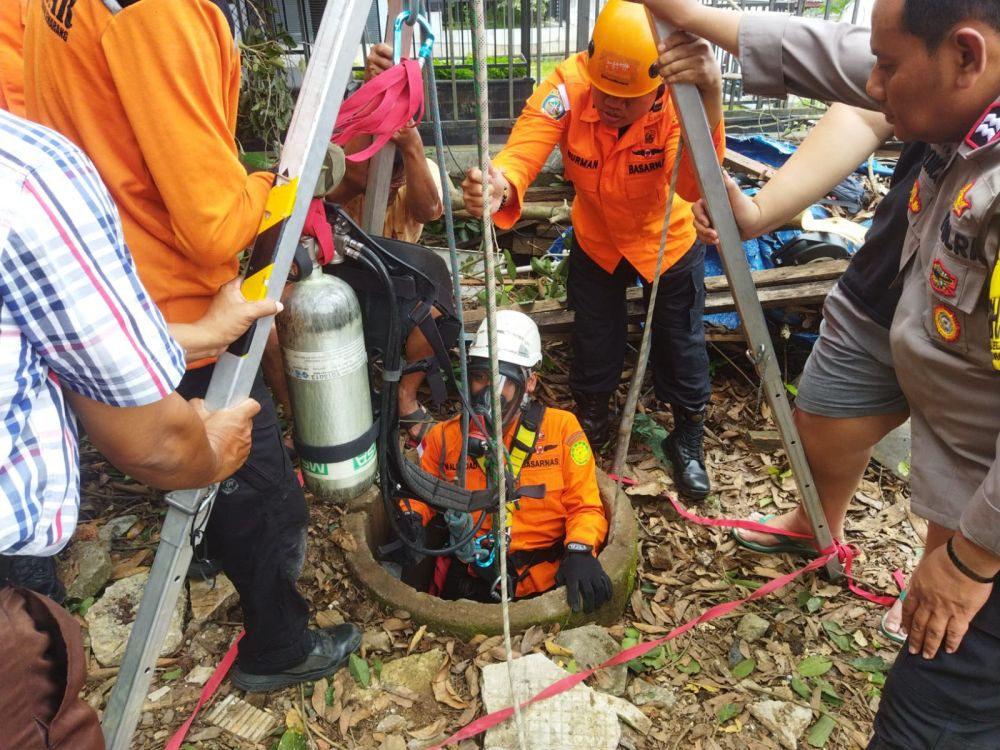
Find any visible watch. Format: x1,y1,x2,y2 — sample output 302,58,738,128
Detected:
566,542,592,554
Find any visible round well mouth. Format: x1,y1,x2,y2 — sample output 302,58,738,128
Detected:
343,470,639,638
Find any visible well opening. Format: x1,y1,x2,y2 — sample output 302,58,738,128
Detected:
343,470,640,639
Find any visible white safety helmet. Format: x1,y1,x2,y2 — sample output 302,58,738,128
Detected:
468,310,542,369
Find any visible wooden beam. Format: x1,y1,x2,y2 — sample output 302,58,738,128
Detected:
462,260,846,328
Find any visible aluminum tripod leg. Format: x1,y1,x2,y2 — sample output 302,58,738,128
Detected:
649,18,842,580
100,1,374,746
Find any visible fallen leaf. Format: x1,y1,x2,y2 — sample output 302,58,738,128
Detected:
285,707,305,733
807,714,837,747
407,718,446,741
311,678,328,718
407,624,427,655
544,639,574,658
330,527,358,553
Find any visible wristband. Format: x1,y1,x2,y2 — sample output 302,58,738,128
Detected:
566,542,592,554
946,536,997,584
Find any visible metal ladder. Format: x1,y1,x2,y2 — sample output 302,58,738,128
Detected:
101,0,375,745
649,18,842,581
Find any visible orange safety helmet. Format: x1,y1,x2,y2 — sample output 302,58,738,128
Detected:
586,0,661,98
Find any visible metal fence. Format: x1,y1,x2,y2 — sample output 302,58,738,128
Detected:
234,0,873,143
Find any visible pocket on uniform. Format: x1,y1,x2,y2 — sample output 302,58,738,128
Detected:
926,248,987,313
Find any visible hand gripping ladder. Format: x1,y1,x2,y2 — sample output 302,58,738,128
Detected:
648,17,842,581
101,1,375,746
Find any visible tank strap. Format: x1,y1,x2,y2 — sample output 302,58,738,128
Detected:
295,418,380,464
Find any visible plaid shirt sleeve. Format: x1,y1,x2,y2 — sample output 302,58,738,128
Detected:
0,127,185,405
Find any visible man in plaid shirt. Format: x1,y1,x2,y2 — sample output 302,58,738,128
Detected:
0,109,259,748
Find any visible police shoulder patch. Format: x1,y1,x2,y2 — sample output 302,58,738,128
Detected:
964,101,1000,151
570,440,592,466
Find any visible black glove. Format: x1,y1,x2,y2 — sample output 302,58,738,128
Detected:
555,546,612,613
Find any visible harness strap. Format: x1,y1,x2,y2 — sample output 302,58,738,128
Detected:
294,418,379,465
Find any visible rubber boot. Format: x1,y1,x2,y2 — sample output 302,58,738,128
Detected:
572,391,612,447
662,404,710,501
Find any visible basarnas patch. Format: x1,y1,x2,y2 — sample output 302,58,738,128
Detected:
541,91,566,120
570,440,592,466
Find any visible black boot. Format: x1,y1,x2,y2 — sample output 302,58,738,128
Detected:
572,391,612,447
662,404,710,501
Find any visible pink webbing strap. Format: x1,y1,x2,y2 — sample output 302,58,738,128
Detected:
428,494,902,748
301,198,336,265
332,59,424,162
429,551,836,749
664,494,898,606
165,630,244,750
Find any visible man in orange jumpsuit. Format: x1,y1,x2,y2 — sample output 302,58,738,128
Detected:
22,0,362,691
398,311,612,612
462,0,724,501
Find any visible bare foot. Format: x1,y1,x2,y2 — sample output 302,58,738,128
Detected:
737,509,819,547
882,594,907,640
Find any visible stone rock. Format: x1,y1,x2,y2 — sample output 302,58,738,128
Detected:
481,653,649,750
646,544,673,570
188,623,233,663
188,573,238,624
186,666,216,686
735,613,771,643
379,649,445,699
85,572,186,667
749,699,814,750
98,515,139,543
60,540,113,600
375,714,408,733
362,628,392,654
626,679,677,709
554,624,628,696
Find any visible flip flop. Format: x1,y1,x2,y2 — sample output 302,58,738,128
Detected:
880,588,908,645
399,404,434,448
731,513,820,559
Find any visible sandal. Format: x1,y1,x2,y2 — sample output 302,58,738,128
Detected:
880,588,908,645
399,404,434,448
731,513,820,559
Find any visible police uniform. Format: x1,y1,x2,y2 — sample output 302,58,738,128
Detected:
739,13,1000,746
406,406,609,598
493,51,724,410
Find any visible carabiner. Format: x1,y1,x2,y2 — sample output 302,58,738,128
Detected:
472,533,496,568
392,10,436,64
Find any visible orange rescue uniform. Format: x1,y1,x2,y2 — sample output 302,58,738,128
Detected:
407,406,608,598
0,0,26,116
494,52,725,280
23,0,274,327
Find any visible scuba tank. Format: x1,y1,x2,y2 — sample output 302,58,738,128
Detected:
276,240,377,502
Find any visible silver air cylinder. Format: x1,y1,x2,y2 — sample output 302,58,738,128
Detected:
277,262,376,502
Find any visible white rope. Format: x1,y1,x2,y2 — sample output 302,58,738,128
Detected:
469,0,529,747
611,141,685,486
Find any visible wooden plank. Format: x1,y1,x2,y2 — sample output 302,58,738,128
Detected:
462,260,846,327
724,148,778,180
747,430,784,451
467,277,837,333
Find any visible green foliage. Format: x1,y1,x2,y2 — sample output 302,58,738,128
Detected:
807,714,837,747
797,655,833,677
237,5,298,158
66,596,95,616
349,653,371,687
273,730,307,750
821,620,853,652
433,55,529,80
731,659,755,680
716,703,741,724
161,667,183,682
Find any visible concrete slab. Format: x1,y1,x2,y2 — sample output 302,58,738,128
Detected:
871,419,911,481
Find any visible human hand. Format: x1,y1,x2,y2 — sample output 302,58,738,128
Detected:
693,172,763,244
365,42,395,81
643,0,700,30
461,164,508,218
193,397,260,482
901,536,997,658
198,279,283,357
556,549,612,613
656,32,722,98
390,122,421,150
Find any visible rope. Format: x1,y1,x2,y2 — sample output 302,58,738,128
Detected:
424,34,470,484
469,0,528,745
610,141,685,488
